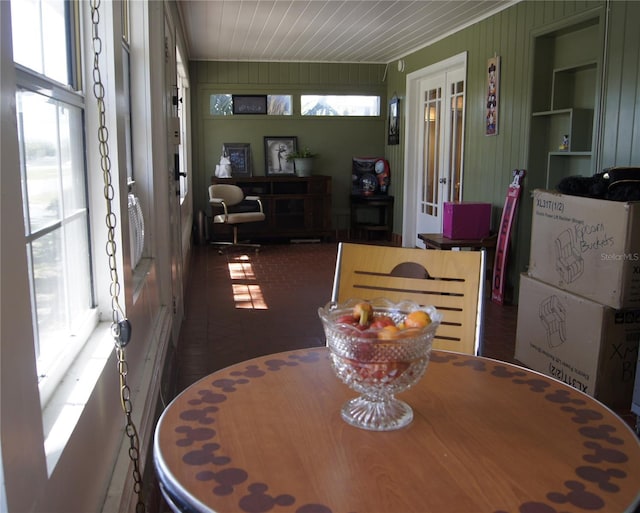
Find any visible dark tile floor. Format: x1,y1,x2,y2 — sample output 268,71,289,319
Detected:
175,241,637,432
176,241,520,391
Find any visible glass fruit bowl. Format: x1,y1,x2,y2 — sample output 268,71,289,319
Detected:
318,298,442,431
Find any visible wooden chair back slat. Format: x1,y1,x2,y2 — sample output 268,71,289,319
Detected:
331,243,485,354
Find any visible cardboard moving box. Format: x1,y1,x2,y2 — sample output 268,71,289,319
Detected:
515,274,640,409
443,202,491,239
527,189,640,309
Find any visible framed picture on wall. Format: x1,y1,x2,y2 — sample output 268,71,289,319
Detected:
232,95,267,115
264,136,297,175
388,97,400,145
223,143,252,177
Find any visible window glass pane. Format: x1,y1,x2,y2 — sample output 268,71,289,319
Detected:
422,87,441,216
17,88,92,380
59,101,87,215
30,229,65,364
62,217,92,323
268,95,292,115
449,82,464,203
301,95,380,116
17,91,63,233
30,215,92,376
18,90,86,233
210,94,233,115
11,0,70,85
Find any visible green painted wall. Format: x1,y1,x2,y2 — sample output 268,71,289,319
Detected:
190,62,387,221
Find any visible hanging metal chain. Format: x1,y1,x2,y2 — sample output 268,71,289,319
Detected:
90,1,145,512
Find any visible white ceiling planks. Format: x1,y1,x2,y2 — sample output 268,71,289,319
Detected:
177,0,518,63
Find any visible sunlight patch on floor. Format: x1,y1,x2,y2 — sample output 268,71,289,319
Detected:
228,254,268,309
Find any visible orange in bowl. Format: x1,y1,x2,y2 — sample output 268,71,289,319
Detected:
404,310,431,328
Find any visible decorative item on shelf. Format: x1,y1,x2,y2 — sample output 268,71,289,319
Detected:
388,96,400,145
352,157,390,195
360,173,377,196
375,158,390,193
264,136,297,176
559,134,569,151
223,142,252,177
286,147,317,177
214,147,232,178
485,54,500,136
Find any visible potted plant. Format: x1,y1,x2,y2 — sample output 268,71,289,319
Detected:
287,147,317,177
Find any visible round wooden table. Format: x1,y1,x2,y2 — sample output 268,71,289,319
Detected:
154,348,640,513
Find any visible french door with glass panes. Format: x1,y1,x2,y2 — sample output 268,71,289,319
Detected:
414,66,466,242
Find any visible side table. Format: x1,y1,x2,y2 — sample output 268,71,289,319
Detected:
350,194,394,241
418,232,497,290
418,232,497,251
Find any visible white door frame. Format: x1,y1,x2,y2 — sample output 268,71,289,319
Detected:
402,52,467,246
164,12,184,341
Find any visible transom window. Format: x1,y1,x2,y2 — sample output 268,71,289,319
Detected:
210,93,380,116
301,95,380,116
210,94,292,116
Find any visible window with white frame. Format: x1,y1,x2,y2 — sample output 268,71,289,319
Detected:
11,0,74,84
209,94,292,116
11,0,96,400
301,95,380,116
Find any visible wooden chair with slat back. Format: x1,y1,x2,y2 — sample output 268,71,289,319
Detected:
331,242,486,355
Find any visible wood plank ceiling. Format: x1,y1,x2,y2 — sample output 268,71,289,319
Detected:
177,0,518,63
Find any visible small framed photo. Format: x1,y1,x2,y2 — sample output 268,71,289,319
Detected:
232,95,267,115
388,97,400,145
223,143,252,177
264,136,297,175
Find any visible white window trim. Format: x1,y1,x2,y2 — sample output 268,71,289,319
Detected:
41,322,113,474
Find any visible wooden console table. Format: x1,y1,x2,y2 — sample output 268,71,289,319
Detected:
210,175,332,241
